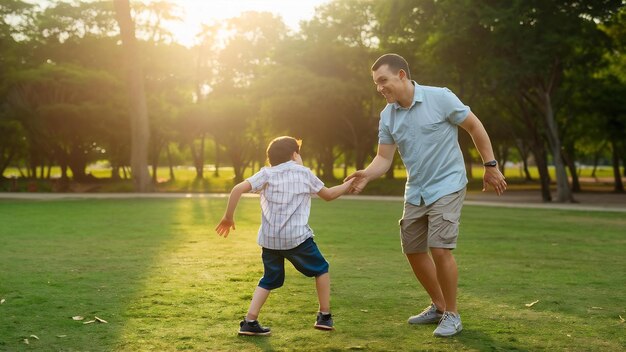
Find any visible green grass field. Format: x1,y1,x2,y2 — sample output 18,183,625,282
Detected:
0,198,624,351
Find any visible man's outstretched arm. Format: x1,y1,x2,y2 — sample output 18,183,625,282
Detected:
345,143,396,194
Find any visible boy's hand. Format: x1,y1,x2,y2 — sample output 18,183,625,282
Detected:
340,178,355,193
215,217,235,238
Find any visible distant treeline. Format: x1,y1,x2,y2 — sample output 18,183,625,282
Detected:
0,1,624,201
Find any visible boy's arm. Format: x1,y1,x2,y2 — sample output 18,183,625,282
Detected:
215,180,252,237
316,178,354,201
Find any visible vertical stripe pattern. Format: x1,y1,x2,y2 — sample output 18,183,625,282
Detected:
247,161,324,250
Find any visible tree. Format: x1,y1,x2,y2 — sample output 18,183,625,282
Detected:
6,63,121,180
114,0,151,192
254,0,380,178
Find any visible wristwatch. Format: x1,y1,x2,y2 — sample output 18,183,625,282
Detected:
483,160,497,167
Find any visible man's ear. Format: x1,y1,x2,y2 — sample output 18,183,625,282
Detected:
398,69,407,80
291,151,299,160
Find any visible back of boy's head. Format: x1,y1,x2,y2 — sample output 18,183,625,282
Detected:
267,136,300,166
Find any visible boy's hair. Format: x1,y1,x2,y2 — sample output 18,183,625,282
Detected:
371,53,411,80
266,136,301,166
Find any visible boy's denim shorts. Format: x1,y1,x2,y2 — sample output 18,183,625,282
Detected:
258,237,329,290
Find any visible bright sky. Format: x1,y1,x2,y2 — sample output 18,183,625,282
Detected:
166,0,331,46
24,0,331,46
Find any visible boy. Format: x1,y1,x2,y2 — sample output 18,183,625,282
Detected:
215,136,353,336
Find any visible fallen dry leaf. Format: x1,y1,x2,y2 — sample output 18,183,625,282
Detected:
23,339,29,345
1,298,5,304
95,316,108,324
619,315,625,323
525,300,539,307
590,306,604,310
30,335,39,340
57,335,67,338
72,316,84,321
83,320,96,325
360,309,369,313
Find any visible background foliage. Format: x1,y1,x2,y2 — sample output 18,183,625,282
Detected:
0,0,625,199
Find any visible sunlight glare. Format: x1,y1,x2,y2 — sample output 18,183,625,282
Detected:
161,0,331,47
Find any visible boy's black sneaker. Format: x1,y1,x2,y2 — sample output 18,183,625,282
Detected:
238,319,271,336
314,312,334,330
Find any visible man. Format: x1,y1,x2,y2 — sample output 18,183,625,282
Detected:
346,53,506,337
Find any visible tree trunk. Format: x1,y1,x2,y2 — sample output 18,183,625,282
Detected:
60,164,68,181
68,162,87,181
150,140,162,184
522,158,532,181
151,163,158,184
321,145,335,181
114,0,152,192
355,146,366,171
68,147,88,181
229,147,246,184
0,149,15,177
532,144,552,202
541,91,573,202
514,139,533,181
166,145,175,181
610,138,624,193
213,139,220,177
190,137,205,180
111,165,121,181
563,143,580,192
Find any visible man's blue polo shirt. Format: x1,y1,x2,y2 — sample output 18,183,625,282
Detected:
378,82,470,206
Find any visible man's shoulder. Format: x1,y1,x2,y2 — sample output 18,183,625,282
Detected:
380,103,394,119
419,84,450,96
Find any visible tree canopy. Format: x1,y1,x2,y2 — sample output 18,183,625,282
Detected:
1,0,624,199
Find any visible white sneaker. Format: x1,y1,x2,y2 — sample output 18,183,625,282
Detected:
433,311,462,337
408,303,443,324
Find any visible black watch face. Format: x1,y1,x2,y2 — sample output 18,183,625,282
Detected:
485,161,497,167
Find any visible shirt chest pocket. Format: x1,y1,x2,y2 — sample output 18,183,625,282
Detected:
419,122,446,144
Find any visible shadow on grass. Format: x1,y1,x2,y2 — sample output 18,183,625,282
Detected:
237,336,277,351
0,199,180,351
455,328,530,352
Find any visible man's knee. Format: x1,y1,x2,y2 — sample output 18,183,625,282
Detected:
430,247,454,260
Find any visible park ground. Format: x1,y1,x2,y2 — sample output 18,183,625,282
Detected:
0,192,625,351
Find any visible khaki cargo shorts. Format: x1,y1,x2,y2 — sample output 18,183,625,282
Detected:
399,188,466,254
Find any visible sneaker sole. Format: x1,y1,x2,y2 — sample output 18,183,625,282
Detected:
238,331,271,336
433,328,462,337
313,324,335,331
408,317,442,325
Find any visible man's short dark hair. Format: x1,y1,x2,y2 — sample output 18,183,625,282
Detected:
267,136,300,166
371,53,411,80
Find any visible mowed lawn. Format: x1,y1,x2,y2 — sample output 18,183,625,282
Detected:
0,198,624,351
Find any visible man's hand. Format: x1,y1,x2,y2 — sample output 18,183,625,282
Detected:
344,170,369,194
215,217,235,238
483,167,507,195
